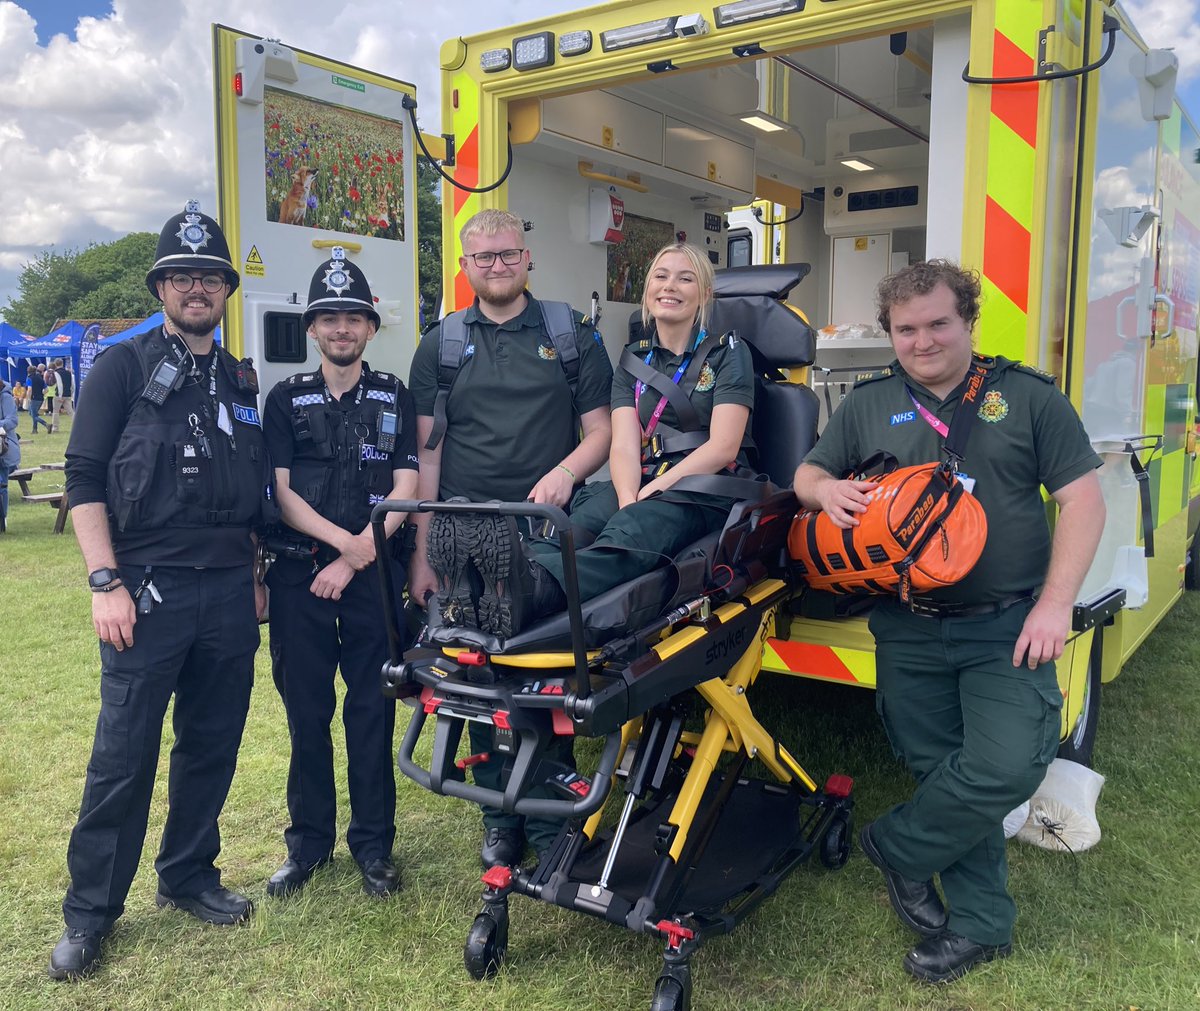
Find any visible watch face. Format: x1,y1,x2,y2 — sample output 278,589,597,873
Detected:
89,568,118,587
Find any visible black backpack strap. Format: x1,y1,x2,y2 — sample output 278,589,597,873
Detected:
539,300,580,392
425,310,470,451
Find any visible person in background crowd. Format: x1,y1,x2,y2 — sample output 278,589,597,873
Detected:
26,365,50,435
0,377,20,527
54,358,75,418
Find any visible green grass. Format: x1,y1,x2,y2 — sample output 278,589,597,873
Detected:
1,415,1198,1009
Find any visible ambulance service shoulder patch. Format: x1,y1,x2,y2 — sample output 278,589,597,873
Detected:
538,342,558,361
978,389,1009,423
696,362,716,392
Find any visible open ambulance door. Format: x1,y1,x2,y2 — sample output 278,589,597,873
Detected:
212,26,419,393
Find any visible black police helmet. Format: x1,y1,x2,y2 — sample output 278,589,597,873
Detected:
302,248,381,329
145,200,240,299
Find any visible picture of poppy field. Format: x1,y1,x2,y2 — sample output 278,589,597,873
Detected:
263,87,405,241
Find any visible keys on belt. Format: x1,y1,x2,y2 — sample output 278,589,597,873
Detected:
134,567,162,615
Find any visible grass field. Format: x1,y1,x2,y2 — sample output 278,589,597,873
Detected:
1,416,1198,1010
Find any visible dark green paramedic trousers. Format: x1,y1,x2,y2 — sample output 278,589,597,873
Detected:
532,480,734,602
867,597,1063,947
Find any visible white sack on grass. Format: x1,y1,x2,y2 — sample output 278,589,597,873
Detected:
1015,758,1105,852
1003,800,1030,839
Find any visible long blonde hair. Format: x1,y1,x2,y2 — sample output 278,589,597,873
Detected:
639,242,715,336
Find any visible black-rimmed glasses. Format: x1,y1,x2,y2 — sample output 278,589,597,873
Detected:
167,273,227,293
463,248,525,268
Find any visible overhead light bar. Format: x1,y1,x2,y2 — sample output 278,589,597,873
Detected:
840,157,876,172
601,17,678,52
740,112,788,132
559,30,593,56
480,48,512,73
714,0,805,29
513,32,554,71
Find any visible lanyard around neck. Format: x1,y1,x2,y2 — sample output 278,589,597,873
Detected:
635,328,705,440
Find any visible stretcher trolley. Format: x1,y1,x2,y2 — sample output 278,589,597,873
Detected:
371,265,855,1011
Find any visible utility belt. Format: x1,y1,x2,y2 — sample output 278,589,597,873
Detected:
905,590,1034,619
262,528,320,563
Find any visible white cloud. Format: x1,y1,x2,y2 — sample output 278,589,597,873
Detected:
0,0,1195,318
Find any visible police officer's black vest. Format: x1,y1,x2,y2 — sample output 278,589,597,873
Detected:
284,365,403,533
107,328,266,533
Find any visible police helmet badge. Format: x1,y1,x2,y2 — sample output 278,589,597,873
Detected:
978,389,1009,423
323,246,353,296
174,199,212,253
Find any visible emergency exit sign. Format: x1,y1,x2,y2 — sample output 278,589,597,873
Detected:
332,75,365,93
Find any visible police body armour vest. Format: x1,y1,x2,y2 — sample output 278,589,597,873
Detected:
285,366,402,533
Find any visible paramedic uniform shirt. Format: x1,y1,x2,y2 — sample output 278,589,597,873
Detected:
803,355,1101,603
611,330,756,471
409,295,612,503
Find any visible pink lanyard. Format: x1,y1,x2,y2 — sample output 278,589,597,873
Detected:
908,388,949,438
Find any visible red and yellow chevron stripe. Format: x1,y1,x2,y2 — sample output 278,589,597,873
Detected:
978,4,1043,359
761,638,877,688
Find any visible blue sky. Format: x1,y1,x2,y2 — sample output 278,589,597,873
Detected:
0,0,1196,320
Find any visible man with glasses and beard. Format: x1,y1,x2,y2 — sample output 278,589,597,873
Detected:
407,208,613,870
51,202,269,981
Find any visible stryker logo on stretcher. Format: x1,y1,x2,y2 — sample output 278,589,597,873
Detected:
705,626,748,666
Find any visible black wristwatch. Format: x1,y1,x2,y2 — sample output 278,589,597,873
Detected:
88,567,122,592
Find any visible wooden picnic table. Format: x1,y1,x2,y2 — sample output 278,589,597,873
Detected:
9,464,71,534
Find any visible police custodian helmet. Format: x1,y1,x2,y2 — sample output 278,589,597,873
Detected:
302,247,381,329
145,200,240,298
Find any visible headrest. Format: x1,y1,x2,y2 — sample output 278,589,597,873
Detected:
710,296,816,369
714,263,810,300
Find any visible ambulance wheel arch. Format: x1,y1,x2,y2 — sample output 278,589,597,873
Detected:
1187,533,1200,590
1057,630,1102,767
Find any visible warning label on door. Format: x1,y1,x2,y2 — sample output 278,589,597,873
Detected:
245,246,265,278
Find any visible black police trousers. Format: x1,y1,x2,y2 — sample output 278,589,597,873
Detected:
267,559,398,865
62,564,259,933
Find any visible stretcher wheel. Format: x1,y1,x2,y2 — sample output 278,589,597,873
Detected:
649,975,690,1011
819,813,853,869
463,912,507,979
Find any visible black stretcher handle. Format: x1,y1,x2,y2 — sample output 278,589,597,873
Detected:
370,498,591,700
396,704,621,818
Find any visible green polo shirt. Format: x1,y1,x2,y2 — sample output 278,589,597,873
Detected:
804,355,1101,604
612,330,755,466
409,294,613,503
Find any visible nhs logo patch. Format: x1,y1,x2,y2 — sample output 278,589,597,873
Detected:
233,404,261,427
890,411,916,426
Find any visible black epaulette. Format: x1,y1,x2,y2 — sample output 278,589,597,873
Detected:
630,338,654,353
852,366,894,387
287,372,321,387
368,369,400,385
1012,362,1058,383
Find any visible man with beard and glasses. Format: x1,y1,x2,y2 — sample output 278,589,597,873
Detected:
407,208,613,870
51,201,269,981
260,251,417,900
